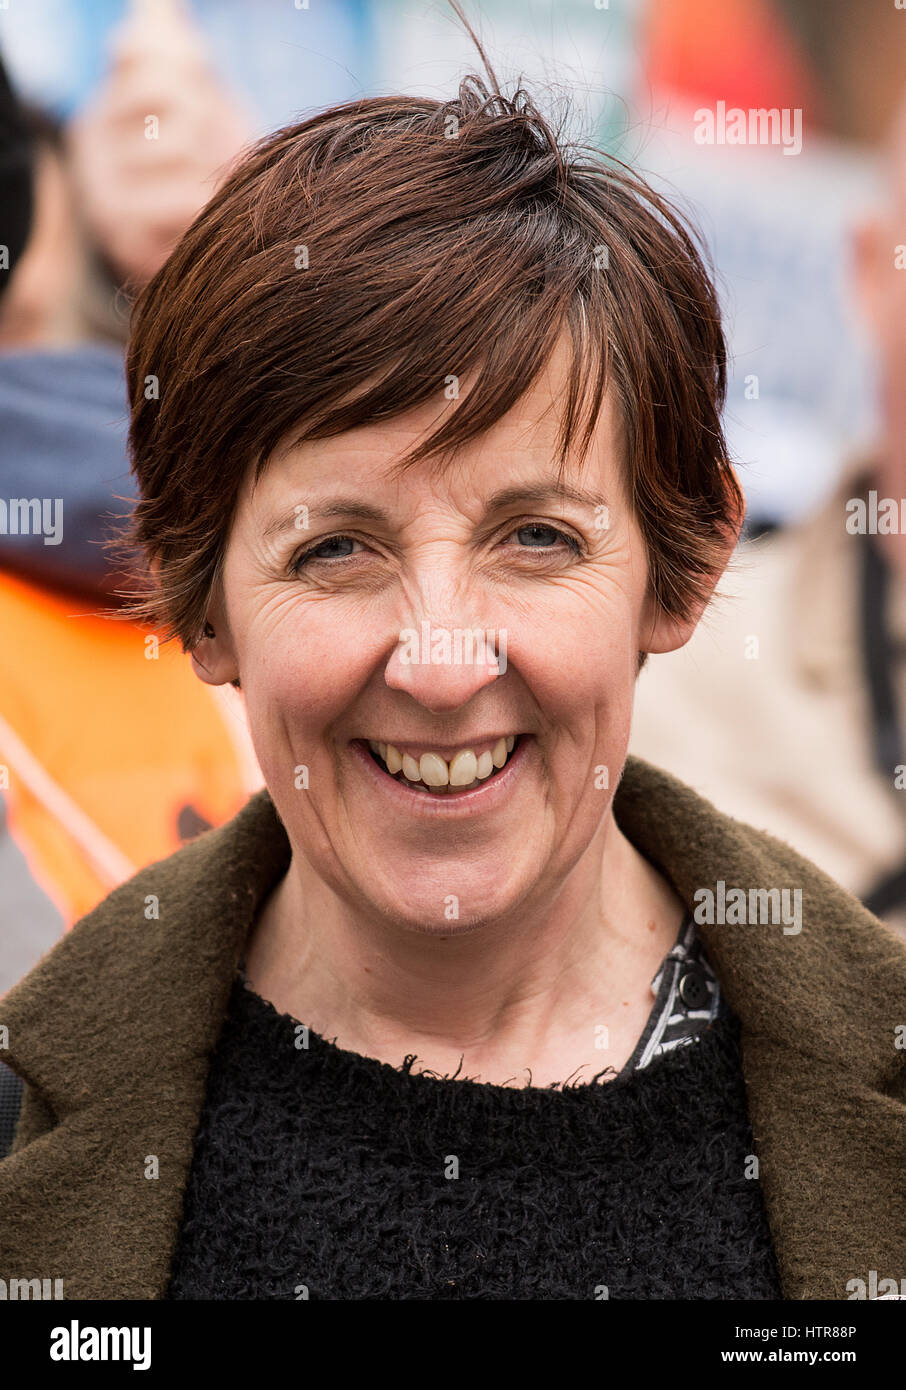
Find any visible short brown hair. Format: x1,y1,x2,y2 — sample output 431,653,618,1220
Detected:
123,67,741,650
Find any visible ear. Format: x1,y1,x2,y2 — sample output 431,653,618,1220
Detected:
639,486,744,656
188,595,240,687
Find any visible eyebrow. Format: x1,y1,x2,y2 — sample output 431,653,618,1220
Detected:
261,482,609,541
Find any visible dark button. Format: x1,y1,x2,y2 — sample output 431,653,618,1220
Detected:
678,965,710,1010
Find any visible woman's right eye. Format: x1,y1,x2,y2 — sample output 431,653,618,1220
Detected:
290,534,364,571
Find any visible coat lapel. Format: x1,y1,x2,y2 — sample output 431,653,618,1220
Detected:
0,788,290,1298
1,758,904,1298
613,761,906,1300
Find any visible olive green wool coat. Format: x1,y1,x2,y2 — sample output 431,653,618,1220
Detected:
1,757,905,1299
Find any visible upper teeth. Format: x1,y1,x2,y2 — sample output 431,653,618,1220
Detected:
368,736,516,787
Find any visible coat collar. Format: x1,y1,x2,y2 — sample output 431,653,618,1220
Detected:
2,756,904,1298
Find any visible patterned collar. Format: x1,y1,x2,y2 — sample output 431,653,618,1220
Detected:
620,915,722,1077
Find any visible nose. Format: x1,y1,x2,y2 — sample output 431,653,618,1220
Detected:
384,620,504,713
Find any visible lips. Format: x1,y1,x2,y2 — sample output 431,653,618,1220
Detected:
364,736,519,793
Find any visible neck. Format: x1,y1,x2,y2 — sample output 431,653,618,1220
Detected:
243,811,685,1067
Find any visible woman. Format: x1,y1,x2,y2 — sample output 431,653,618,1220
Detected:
1,66,904,1302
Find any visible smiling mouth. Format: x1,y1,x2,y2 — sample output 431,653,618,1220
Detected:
362,736,522,795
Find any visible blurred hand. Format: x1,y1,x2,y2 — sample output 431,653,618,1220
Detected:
66,0,253,286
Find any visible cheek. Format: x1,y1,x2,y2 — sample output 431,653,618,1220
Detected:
237,592,368,748
509,583,641,755
545,636,636,735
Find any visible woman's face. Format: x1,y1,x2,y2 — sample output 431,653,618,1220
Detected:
200,338,696,930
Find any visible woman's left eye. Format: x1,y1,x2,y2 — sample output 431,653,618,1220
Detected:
509,523,582,554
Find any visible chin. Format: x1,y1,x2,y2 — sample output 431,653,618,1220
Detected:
352,873,529,936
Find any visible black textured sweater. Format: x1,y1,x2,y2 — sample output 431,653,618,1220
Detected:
166,964,782,1300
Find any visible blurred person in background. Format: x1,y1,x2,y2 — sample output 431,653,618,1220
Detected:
640,0,901,533
630,89,906,938
64,0,253,293
0,0,263,998
0,0,370,158
770,0,906,146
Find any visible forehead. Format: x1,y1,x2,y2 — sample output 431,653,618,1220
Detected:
246,334,625,514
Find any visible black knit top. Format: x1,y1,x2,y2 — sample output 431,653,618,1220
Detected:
166,917,782,1301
